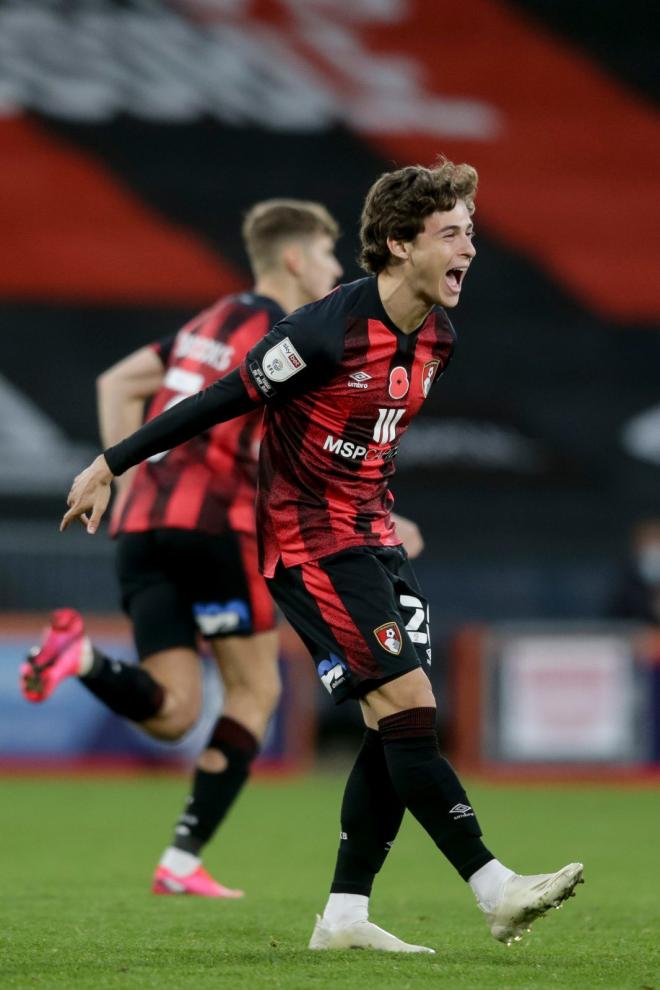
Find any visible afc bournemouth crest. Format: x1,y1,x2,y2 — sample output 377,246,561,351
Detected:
374,621,403,655
422,360,439,398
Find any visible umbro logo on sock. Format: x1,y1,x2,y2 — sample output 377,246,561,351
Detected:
449,803,474,819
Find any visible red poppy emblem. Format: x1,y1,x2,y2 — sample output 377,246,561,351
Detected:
388,366,409,399
374,621,403,655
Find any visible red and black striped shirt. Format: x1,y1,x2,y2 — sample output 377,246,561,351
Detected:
106,277,456,575
110,292,284,537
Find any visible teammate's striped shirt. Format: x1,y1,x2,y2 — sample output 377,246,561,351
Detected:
111,292,284,537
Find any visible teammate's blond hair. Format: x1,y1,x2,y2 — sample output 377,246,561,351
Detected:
243,199,339,276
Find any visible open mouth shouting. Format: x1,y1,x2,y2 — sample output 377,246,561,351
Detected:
445,267,468,295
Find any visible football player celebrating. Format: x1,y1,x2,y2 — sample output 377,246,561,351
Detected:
57,160,583,950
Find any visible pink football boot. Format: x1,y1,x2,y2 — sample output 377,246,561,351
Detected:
20,608,88,702
152,865,244,898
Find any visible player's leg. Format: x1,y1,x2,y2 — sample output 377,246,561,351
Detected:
136,639,252,897
101,530,203,739
270,547,583,948
207,629,280,744
318,698,406,939
329,551,582,946
20,554,202,739
267,551,432,953
363,669,582,943
351,552,582,945
20,605,166,717
155,530,279,897
136,647,202,740
156,630,280,896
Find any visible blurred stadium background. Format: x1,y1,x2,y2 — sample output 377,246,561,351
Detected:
1,0,659,776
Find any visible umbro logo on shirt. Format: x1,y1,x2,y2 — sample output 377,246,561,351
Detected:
348,371,372,389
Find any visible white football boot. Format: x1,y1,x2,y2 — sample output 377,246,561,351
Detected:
484,862,584,945
309,916,435,953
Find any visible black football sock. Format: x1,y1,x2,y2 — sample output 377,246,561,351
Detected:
379,707,494,881
172,716,259,855
330,728,406,897
79,649,164,722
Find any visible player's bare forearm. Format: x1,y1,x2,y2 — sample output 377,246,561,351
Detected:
98,386,142,498
98,393,147,451
60,454,114,534
392,512,425,559
97,346,165,450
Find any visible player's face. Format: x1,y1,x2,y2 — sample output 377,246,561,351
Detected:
297,234,343,303
406,201,476,308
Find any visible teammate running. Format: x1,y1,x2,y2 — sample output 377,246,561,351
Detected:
56,160,583,950
21,199,342,897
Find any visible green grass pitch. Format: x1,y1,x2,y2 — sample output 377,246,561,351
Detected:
2,772,658,989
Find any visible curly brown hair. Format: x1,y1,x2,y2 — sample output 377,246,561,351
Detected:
359,159,478,274
242,199,339,276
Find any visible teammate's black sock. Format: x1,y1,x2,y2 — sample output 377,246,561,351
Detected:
379,707,494,881
79,649,164,722
172,716,259,855
330,728,406,897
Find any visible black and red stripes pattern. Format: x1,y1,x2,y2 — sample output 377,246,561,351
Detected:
111,293,283,537
266,544,430,702
105,277,456,577
242,277,456,576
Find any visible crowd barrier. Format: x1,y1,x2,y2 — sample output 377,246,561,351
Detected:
450,622,660,777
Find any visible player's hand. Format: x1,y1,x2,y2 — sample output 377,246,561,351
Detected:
60,455,114,534
392,513,424,559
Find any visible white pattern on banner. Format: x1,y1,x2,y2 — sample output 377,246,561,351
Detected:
0,1,499,136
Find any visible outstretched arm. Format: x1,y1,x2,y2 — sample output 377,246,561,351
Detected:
61,295,344,534
61,368,257,533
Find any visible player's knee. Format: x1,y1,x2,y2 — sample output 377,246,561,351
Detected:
155,697,200,741
389,682,435,713
369,671,436,719
225,663,281,718
408,685,436,711
152,719,191,743
225,678,280,723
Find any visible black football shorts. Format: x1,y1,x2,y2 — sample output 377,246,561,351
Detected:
115,528,276,659
266,545,431,704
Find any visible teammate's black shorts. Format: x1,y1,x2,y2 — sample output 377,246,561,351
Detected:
115,528,276,660
266,545,431,704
